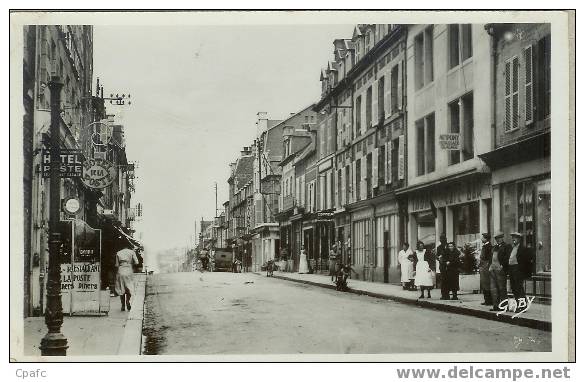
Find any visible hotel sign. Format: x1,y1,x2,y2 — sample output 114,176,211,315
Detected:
41,149,84,178
408,177,491,213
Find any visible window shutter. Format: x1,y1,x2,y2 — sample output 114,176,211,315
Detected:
372,81,378,126
524,45,534,124
512,56,520,130
397,60,403,111
360,158,367,200
398,135,405,180
341,168,346,206
386,142,392,184
505,60,512,131
334,170,339,209
372,147,379,189
385,68,392,118
351,161,356,203
319,175,325,211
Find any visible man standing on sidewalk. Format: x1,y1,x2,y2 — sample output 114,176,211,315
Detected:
489,232,511,311
479,233,493,306
435,234,450,300
508,232,534,305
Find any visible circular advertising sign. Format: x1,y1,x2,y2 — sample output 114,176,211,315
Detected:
64,197,81,215
81,158,116,189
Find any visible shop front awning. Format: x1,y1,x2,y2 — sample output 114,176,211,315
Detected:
114,226,143,249
478,131,550,171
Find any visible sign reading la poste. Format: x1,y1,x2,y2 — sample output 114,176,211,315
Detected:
81,157,116,189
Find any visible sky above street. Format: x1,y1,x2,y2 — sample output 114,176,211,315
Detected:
93,24,352,264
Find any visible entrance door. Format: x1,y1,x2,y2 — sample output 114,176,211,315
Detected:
383,231,389,283
535,179,551,273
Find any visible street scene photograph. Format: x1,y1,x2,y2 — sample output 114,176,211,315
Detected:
9,10,573,362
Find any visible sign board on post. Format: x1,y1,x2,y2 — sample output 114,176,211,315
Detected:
41,149,84,178
439,133,461,150
56,220,103,315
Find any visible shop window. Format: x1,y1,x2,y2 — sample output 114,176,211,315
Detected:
416,212,435,246
453,201,480,248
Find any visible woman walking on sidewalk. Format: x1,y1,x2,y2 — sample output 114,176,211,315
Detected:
115,243,139,311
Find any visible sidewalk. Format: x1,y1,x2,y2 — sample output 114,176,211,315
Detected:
22,273,146,358
261,271,551,331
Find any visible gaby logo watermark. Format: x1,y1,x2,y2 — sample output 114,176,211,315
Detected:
496,296,536,318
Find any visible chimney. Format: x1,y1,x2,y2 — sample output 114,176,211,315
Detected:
257,112,268,136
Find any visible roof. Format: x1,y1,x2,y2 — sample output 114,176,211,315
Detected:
234,155,254,190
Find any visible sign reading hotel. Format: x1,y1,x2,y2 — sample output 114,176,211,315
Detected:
81,157,116,189
41,149,84,178
439,133,461,150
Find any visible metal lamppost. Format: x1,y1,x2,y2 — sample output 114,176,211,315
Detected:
40,76,68,356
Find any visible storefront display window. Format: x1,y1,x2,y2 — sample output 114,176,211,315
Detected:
416,212,435,246
352,220,371,265
375,214,400,268
453,201,480,247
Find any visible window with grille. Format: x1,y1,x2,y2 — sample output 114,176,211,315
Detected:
505,56,520,131
524,45,534,124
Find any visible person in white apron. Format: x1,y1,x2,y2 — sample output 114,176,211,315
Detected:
414,241,434,298
298,246,309,274
398,243,414,290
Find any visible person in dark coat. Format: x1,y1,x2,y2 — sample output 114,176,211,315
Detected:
435,234,450,300
479,233,493,306
444,242,462,300
508,232,534,304
489,232,511,311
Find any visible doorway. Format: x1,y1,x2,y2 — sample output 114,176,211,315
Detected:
383,231,389,283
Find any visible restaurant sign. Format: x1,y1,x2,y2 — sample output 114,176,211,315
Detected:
41,149,84,178
81,158,116,189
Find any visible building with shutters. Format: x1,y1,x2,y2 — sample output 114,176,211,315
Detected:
479,23,551,298
275,123,315,272
400,24,493,258
314,24,408,282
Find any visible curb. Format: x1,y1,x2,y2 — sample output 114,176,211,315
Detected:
259,272,551,332
117,274,147,355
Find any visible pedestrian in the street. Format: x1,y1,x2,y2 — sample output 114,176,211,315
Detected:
398,242,414,290
414,241,434,298
329,242,338,282
489,232,511,311
407,250,417,291
444,242,462,300
435,234,450,299
115,243,139,311
298,246,309,274
508,232,534,305
479,233,493,306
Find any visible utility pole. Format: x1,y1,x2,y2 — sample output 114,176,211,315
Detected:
215,182,218,218
40,76,68,356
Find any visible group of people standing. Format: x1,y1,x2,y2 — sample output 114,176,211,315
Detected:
398,236,462,300
479,231,534,311
398,231,533,310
